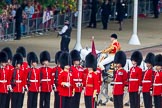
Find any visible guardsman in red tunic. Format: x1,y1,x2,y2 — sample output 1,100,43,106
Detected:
128,51,143,108
70,50,84,108
142,53,155,108
1,47,14,108
52,51,63,108
58,52,75,108
83,53,98,108
0,51,10,108
11,53,25,108
26,52,40,108
16,46,28,107
152,54,162,108
39,51,53,108
112,51,128,108
98,34,121,71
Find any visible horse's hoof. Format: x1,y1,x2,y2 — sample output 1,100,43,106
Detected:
109,97,114,102
101,103,106,106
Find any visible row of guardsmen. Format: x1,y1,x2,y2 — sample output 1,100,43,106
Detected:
0,46,102,108
1,46,162,108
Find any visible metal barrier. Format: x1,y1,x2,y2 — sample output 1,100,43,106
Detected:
0,1,158,41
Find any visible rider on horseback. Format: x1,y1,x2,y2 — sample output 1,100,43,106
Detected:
98,33,121,71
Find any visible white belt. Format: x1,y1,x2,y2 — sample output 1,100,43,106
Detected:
111,82,123,84
30,80,38,82
153,83,162,86
0,80,7,83
129,79,139,81
73,79,82,81
142,80,151,83
41,79,51,82
16,80,22,83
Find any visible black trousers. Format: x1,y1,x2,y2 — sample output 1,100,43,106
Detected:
27,91,38,108
153,1,159,18
84,96,95,108
60,96,72,108
154,95,162,108
15,21,21,39
72,92,81,108
54,92,60,108
60,37,70,52
129,92,139,108
20,93,25,108
0,93,7,108
5,91,11,108
11,92,23,108
89,11,97,27
113,95,123,108
101,15,109,29
143,92,152,108
40,92,51,108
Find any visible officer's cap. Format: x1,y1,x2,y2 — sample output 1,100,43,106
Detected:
111,34,117,39
85,53,97,71
144,52,155,66
131,51,143,66
114,51,127,67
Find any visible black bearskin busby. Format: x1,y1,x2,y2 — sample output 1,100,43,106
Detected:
59,52,72,69
1,47,12,61
70,50,81,63
0,51,8,63
27,52,38,67
16,46,26,58
114,51,126,67
40,51,50,65
85,53,97,71
12,53,23,67
131,51,143,66
144,52,155,66
154,54,162,66
55,51,63,64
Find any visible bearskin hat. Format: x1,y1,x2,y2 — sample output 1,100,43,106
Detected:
85,53,97,71
70,50,81,63
114,51,126,67
1,47,12,61
144,52,155,66
0,51,8,63
12,53,23,67
111,33,117,39
131,51,143,66
40,51,50,65
59,52,72,69
16,46,26,58
27,52,38,67
55,51,63,64
154,54,162,66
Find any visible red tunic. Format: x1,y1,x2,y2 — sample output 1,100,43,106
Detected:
71,66,84,93
58,70,74,97
83,70,98,96
128,66,142,92
12,69,25,93
39,67,53,92
112,68,128,95
0,67,10,93
27,68,40,92
152,71,162,96
142,68,153,92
